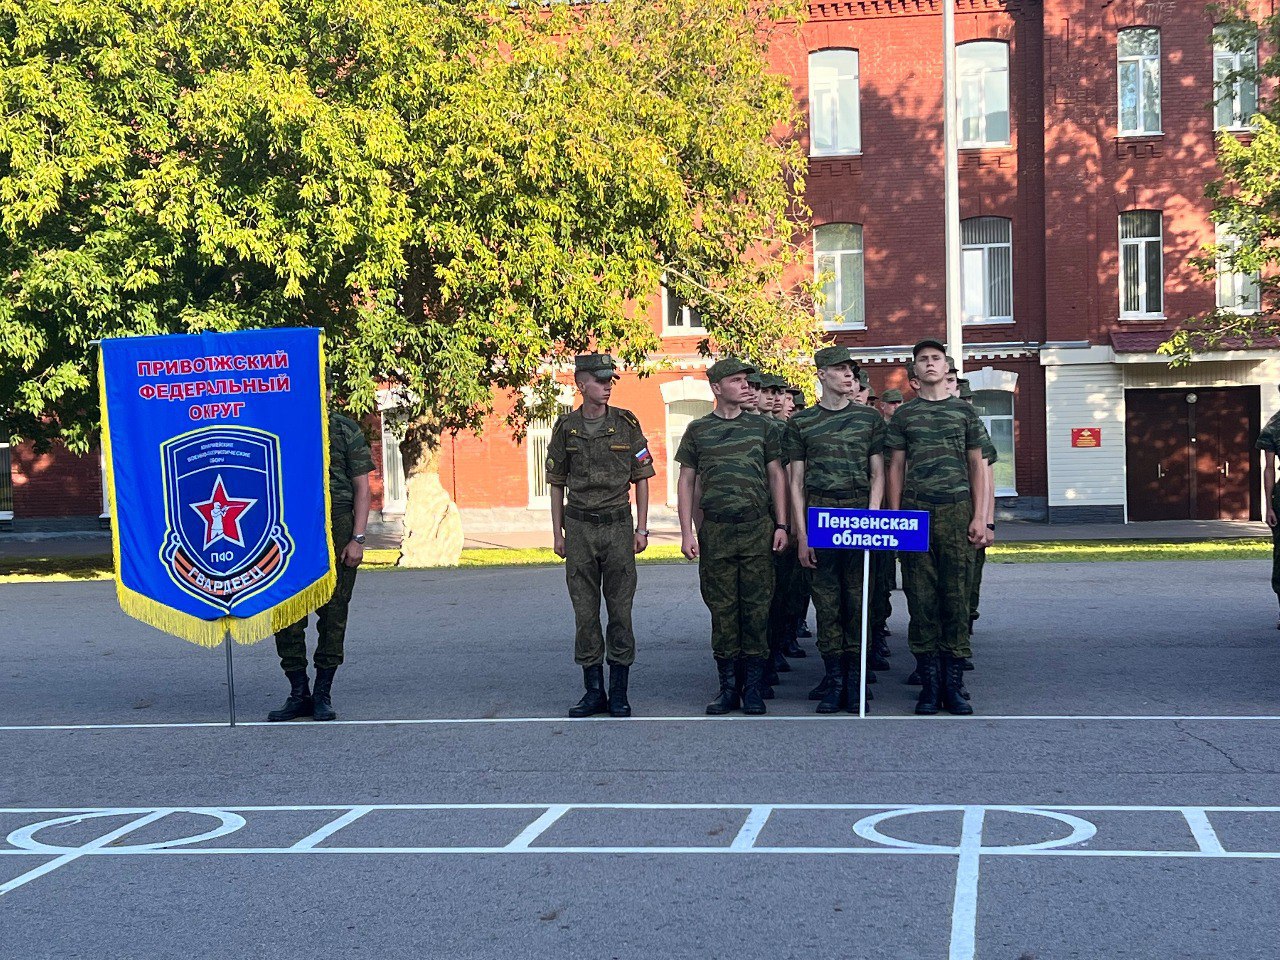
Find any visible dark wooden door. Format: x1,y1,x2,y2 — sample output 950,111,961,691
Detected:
1192,387,1259,521
1126,389,1192,521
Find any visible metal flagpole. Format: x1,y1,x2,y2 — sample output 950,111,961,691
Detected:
942,0,964,375
223,621,236,728
859,550,871,718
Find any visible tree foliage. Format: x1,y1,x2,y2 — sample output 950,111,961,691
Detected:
1,0,819,452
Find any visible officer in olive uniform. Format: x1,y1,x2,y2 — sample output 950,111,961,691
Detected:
546,353,655,718
269,411,374,722
676,358,789,716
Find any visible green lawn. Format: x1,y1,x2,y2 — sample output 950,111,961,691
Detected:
1,539,1272,583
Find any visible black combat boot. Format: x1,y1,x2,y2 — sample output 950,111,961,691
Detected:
905,653,924,686
869,646,891,672
706,658,740,715
914,655,942,716
872,629,891,660
808,672,831,701
741,657,768,715
267,669,313,722
941,655,974,716
312,667,338,722
772,648,792,673
607,663,631,718
815,655,845,714
841,652,872,713
784,617,807,658
960,657,975,671
763,653,781,686
569,665,610,718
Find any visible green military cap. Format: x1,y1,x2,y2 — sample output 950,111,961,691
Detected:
707,356,755,383
574,353,619,381
789,387,807,408
957,378,974,399
745,370,765,387
945,354,959,373
857,369,870,387
912,338,947,358
765,374,790,390
880,388,904,403
814,345,856,368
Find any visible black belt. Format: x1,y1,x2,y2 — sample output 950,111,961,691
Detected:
905,492,970,505
701,507,768,524
564,505,631,525
808,488,869,500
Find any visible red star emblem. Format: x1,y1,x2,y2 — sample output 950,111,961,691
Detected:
190,475,256,550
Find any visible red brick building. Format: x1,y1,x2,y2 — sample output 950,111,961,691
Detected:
8,0,1275,528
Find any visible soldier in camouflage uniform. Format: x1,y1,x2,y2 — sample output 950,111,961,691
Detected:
885,340,991,716
269,411,374,722
760,375,797,688
546,354,655,718
1256,393,1280,628
870,388,905,659
786,386,815,652
786,346,887,714
958,378,998,655
676,358,790,716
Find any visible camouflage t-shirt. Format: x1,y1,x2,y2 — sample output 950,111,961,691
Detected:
1256,410,1280,454
975,419,999,464
545,406,655,511
784,401,886,497
675,411,780,516
330,413,375,509
884,396,986,498
764,415,789,467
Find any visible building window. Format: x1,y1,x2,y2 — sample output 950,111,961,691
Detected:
1214,25,1258,130
1215,225,1261,314
972,390,1017,496
527,402,574,508
961,217,1013,324
814,223,865,329
958,42,1010,147
662,281,705,335
1118,28,1161,135
666,398,714,505
808,49,860,157
1119,210,1163,318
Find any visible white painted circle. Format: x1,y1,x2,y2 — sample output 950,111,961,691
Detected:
853,805,1097,853
7,808,246,854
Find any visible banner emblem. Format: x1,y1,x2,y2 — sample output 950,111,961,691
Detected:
160,427,294,612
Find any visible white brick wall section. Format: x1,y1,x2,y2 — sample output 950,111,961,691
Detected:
1045,363,1127,508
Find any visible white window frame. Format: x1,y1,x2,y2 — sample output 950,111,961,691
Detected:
1215,224,1261,315
1119,210,1164,319
813,223,865,331
957,41,1011,148
971,389,1018,497
1213,26,1259,131
961,217,1013,325
661,279,706,336
808,49,861,157
0,441,12,521
526,398,575,509
1118,28,1162,136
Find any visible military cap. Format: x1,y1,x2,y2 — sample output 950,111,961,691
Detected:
880,388,904,403
814,345,857,368
745,370,765,387
957,378,974,399
789,387,807,408
766,374,791,390
945,355,959,373
912,338,947,358
707,357,755,383
574,353,619,381
857,369,870,387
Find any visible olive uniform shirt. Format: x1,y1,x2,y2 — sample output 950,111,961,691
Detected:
329,413,376,510
545,407,655,511
884,397,986,500
675,412,780,518
784,402,887,501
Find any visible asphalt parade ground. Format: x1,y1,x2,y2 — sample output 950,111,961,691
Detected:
3,558,1280,959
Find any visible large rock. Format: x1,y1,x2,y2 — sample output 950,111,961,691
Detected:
397,442,464,568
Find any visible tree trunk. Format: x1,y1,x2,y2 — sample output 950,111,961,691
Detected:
397,425,464,568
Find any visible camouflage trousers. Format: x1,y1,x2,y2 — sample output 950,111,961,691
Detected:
1272,490,1280,601
969,547,986,624
810,495,868,657
901,499,974,658
767,545,798,653
697,517,774,660
564,517,638,667
870,550,896,635
275,510,358,672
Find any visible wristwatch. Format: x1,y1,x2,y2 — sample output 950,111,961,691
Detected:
352,533,367,544
985,524,995,531
636,529,650,536
776,523,792,533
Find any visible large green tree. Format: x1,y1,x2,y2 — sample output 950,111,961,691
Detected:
0,0,819,562
1161,6,1279,363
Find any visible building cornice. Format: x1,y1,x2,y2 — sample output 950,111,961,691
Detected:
805,0,1033,21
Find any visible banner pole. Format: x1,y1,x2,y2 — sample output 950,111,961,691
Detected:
859,550,871,719
224,621,236,728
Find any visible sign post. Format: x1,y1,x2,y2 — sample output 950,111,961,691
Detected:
806,507,931,717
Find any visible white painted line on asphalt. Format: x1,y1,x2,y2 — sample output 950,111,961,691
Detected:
948,807,986,960
730,806,773,851
3,714,1280,732
290,806,374,851
504,805,571,851
1181,808,1228,855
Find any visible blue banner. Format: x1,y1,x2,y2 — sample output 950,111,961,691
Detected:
98,329,334,646
806,507,931,553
